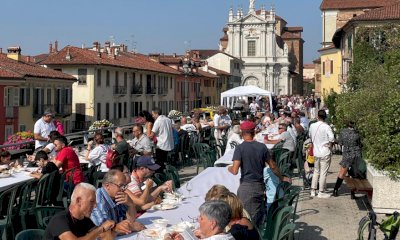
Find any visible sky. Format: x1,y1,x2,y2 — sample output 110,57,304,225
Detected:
0,0,321,63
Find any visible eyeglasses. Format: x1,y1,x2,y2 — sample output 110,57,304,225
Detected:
278,127,285,130
108,182,127,191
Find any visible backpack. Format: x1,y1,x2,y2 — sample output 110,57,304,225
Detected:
105,148,119,168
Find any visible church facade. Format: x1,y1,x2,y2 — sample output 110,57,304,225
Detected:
220,1,304,95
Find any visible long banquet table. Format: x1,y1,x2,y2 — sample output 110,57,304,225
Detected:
117,167,241,240
0,168,35,192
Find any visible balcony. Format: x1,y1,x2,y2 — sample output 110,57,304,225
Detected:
146,87,156,95
131,84,143,95
113,86,127,95
157,87,168,96
5,107,14,119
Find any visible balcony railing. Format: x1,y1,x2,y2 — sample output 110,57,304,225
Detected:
113,86,127,95
5,106,14,118
131,84,143,95
157,87,168,95
146,87,156,95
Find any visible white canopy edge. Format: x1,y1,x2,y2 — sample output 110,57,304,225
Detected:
220,85,273,111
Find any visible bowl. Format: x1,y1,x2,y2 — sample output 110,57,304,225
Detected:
152,218,168,228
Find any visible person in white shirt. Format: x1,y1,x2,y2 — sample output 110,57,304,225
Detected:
130,124,153,155
224,125,243,154
180,116,196,132
309,110,334,198
85,133,109,172
149,108,174,171
43,130,61,159
34,109,56,149
213,107,232,141
249,100,259,115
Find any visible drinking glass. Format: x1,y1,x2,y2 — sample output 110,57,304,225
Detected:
23,158,29,170
185,182,193,197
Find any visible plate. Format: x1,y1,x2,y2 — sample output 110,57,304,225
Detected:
143,228,160,238
153,204,177,210
0,173,11,178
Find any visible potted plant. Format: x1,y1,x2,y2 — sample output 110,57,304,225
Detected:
3,131,35,150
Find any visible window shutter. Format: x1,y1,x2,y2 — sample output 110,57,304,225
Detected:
4,87,9,107
330,60,334,74
26,88,30,105
13,88,20,107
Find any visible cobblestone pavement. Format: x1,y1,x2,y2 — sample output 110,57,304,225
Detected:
178,155,387,240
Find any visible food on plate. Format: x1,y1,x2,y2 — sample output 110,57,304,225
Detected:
143,228,160,238
152,218,168,228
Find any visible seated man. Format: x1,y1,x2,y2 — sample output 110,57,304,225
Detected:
265,123,295,153
127,156,173,210
91,170,145,235
130,124,153,156
45,183,115,240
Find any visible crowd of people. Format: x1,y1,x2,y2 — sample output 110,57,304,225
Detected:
0,92,367,240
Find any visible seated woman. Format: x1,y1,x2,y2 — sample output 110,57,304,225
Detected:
217,192,260,240
205,184,231,201
85,132,109,172
194,201,235,240
0,150,12,166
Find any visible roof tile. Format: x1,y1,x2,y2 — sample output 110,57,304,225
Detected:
320,0,400,10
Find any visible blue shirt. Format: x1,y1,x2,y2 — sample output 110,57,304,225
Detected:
90,187,128,226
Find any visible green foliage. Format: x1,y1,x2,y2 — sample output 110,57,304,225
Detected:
336,25,400,180
323,90,338,125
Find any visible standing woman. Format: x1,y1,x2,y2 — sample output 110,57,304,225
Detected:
140,111,156,143
333,121,363,197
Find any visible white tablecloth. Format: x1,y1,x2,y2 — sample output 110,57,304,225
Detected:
0,168,35,192
214,150,234,166
117,167,241,240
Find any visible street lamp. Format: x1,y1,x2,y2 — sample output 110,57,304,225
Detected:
182,56,191,115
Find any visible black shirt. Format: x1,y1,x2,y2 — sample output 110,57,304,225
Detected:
45,209,96,240
232,141,269,183
42,162,61,203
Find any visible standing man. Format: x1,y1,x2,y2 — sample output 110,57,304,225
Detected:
309,110,335,198
228,121,289,227
45,183,115,240
149,108,174,171
112,127,130,166
91,170,145,235
34,109,56,150
54,136,84,186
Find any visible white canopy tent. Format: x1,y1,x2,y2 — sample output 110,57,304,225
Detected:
220,85,273,111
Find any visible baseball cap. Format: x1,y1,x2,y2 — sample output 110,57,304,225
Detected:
240,121,256,131
136,156,160,171
43,109,55,117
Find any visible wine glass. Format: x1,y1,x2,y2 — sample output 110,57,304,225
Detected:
23,157,29,170
185,182,193,197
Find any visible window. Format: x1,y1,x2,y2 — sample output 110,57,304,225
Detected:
55,89,62,114
322,62,325,75
123,102,127,118
106,103,110,120
170,77,173,89
132,72,136,86
19,125,26,132
330,60,334,74
248,41,256,56
78,69,87,85
19,88,30,106
115,71,119,86
97,69,102,86
113,103,117,119
118,102,122,118
124,72,128,87
33,88,44,115
97,103,101,120
106,70,110,87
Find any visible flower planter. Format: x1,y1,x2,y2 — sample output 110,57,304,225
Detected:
367,162,400,214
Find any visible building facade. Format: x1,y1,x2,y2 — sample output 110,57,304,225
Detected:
41,43,180,130
0,47,75,142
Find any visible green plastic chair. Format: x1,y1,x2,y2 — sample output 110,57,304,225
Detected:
164,165,181,189
33,171,58,207
192,143,211,174
56,167,77,206
278,223,296,240
277,151,291,168
0,185,19,240
16,179,38,230
152,173,167,186
34,206,65,229
274,182,292,201
271,206,294,240
15,229,45,240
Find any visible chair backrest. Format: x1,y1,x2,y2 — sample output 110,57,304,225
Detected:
17,179,38,215
0,185,19,239
272,206,294,240
56,167,77,203
15,228,45,240
277,151,291,168
34,172,55,206
164,165,180,189
192,143,210,159
278,223,296,240
152,173,167,186
274,181,292,201
34,206,65,229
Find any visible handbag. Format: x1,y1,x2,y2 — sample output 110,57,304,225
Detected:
306,143,315,164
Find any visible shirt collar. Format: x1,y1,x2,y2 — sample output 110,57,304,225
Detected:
99,187,117,209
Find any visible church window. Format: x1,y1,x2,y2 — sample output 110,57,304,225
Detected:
248,41,256,56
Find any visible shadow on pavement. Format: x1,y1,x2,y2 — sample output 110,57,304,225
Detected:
296,221,328,240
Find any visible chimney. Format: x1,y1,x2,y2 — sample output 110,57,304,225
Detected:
26,56,31,62
105,41,111,54
49,43,53,53
204,61,208,72
93,41,99,51
7,46,22,61
65,47,72,61
173,53,177,58
54,40,58,52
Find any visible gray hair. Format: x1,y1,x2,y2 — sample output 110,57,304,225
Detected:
103,169,121,184
199,200,231,231
70,183,96,204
